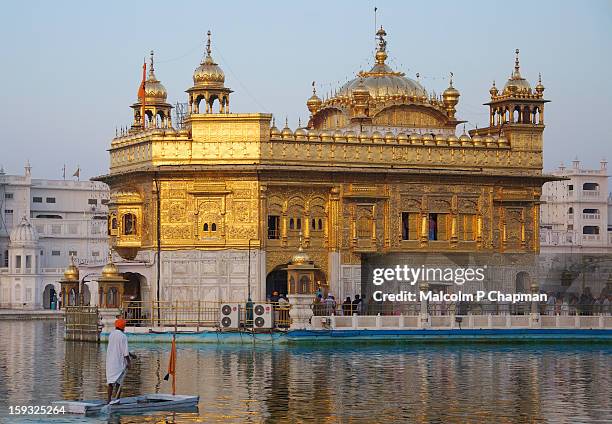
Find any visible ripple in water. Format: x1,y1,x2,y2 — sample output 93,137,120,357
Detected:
0,321,610,423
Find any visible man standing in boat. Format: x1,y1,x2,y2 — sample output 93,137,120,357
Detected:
106,318,131,404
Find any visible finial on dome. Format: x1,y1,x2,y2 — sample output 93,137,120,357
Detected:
298,117,302,127
312,80,316,95
449,72,454,87
206,30,212,57
149,50,154,72
375,25,388,64
515,48,520,72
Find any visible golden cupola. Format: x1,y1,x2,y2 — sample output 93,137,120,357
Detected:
442,73,460,119
63,257,79,282
502,49,532,95
306,82,322,115
187,31,233,115
307,25,463,132
130,51,173,131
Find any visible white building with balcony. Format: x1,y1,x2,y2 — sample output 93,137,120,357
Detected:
540,159,612,253
539,159,612,295
0,164,109,309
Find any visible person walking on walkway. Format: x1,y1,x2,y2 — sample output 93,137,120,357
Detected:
106,318,131,404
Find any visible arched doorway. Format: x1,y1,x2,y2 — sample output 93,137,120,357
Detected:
82,283,91,306
266,266,288,299
515,271,530,293
42,284,56,309
123,272,144,302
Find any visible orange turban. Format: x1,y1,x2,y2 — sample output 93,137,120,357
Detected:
115,318,126,330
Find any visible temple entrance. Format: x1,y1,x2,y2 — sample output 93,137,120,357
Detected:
266,266,288,299
123,272,144,303
266,265,327,299
42,284,56,309
515,271,530,293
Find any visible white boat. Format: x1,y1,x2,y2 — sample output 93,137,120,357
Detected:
54,394,199,416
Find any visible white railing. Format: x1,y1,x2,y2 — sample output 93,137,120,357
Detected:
310,314,612,330
582,213,600,220
582,234,601,241
582,190,601,198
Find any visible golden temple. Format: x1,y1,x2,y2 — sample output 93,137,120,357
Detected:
97,27,551,303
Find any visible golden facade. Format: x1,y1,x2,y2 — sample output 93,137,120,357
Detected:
98,28,551,301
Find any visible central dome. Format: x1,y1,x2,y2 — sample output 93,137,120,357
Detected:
338,63,427,99
337,27,426,99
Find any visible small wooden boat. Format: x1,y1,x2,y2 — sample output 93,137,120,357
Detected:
54,394,199,416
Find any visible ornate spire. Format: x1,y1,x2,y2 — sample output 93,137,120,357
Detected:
148,50,157,80
512,48,522,79
206,30,212,58
375,26,388,64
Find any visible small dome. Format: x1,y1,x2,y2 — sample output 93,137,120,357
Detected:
63,259,79,282
320,130,333,142
102,261,120,278
535,73,545,95
291,246,312,265
489,81,498,97
306,85,323,113
397,133,408,143
447,134,459,145
459,133,471,143
294,127,308,140
281,121,294,140
307,128,320,141
333,130,346,142
384,131,396,143
372,131,383,142
10,217,38,244
435,134,447,146
422,134,435,145
344,130,357,142
193,31,225,88
409,133,423,144
484,134,495,146
270,119,281,138
442,77,460,106
503,49,531,95
472,134,483,146
359,132,371,143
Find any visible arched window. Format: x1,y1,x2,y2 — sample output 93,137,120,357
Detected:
203,223,209,231
122,214,136,235
211,223,217,232
311,218,316,230
296,218,302,230
107,287,118,308
318,219,323,231
289,218,294,230
583,182,599,191
568,207,573,214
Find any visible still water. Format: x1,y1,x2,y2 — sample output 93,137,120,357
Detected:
0,320,610,423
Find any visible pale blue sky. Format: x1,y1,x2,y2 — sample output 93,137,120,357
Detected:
1,0,611,179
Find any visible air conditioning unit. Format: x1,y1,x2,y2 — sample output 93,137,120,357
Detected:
252,303,273,329
219,303,241,329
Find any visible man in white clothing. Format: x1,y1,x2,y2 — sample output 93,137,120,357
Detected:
106,318,131,403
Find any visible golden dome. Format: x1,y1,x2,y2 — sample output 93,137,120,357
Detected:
307,128,320,141
498,135,509,147
503,49,531,95
422,133,435,145
141,52,167,101
535,73,545,95
281,119,294,140
333,130,346,142
102,261,119,278
435,134,447,146
384,131,395,143
193,31,225,88
320,130,333,141
63,259,79,282
337,27,427,100
397,133,408,143
472,134,483,147
489,81,498,97
372,131,383,142
270,118,281,138
484,134,495,146
447,134,459,145
459,133,471,144
344,130,357,142
359,132,371,143
294,126,308,140
442,74,460,107
409,133,423,144
306,83,323,114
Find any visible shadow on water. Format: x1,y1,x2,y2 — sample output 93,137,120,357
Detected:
0,320,610,423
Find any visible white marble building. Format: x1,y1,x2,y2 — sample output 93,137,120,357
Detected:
0,164,109,309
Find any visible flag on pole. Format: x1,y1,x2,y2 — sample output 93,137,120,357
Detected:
138,59,147,129
73,166,80,180
163,334,177,395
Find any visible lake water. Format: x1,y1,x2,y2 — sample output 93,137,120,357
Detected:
0,320,610,423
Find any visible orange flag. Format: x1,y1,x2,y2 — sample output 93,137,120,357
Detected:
163,334,177,395
138,60,146,128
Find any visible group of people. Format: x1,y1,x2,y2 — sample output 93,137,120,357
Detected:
543,290,611,316
312,293,363,316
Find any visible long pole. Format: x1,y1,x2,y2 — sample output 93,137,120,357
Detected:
155,172,161,325
247,239,252,302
